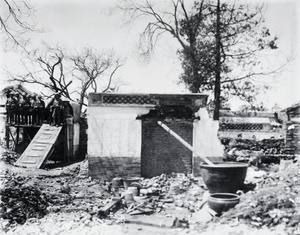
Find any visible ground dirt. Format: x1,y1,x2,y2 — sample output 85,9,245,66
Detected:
0,146,298,235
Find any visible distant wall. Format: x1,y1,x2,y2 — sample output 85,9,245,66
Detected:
218,131,283,140
218,116,282,140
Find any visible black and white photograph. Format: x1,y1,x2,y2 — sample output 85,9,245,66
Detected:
0,0,299,234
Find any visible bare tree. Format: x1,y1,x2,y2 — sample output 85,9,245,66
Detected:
119,0,190,57
70,48,125,111
0,0,37,50
118,0,290,120
6,44,73,100
6,45,125,113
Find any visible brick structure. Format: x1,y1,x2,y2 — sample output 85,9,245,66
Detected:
141,119,193,178
87,93,208,180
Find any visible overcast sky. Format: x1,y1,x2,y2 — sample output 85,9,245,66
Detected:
1,0,299,110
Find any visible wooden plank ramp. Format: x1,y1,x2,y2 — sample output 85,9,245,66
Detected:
15,124,63,169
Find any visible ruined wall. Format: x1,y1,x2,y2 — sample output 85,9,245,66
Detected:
87,105,226,179
87,93,210,180
193,108,224,176
141,119,193,178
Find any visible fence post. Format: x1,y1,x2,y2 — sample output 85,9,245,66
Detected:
65,117,74,162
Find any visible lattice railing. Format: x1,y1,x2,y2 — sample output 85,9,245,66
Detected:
102,95,156,105
219,123,264,131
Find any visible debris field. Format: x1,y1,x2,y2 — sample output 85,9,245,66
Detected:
0,149,299,234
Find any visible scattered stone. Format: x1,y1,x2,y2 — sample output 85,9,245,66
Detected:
139,189,148,195
60,182,71,194
279,160,293,172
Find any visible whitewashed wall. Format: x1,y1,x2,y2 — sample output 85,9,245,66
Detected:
87,106,151,158
193,108,224,158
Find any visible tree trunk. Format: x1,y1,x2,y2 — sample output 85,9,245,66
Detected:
213,0,221,120
79,92,85,114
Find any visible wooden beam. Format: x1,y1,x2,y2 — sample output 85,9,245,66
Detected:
157,121,214,166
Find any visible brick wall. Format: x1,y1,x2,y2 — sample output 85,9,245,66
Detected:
141,119,193,178
88,156,140,180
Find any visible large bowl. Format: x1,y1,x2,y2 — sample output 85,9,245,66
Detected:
208,193,240,215
123,177,141,189
199,162,248,193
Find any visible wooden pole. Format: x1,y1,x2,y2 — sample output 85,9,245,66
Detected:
16,126,20,151
213,0,221,121
6,125,9,149
65,117,73,163
157,121,214,166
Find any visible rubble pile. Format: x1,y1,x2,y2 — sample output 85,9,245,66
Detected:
105,173,207,216
139,173,194,193
0,151,20,164
0,175,48,224
221,138,285,154
42,191,72,211
2,156,298,234
221,138,294,164
214,162,300,234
